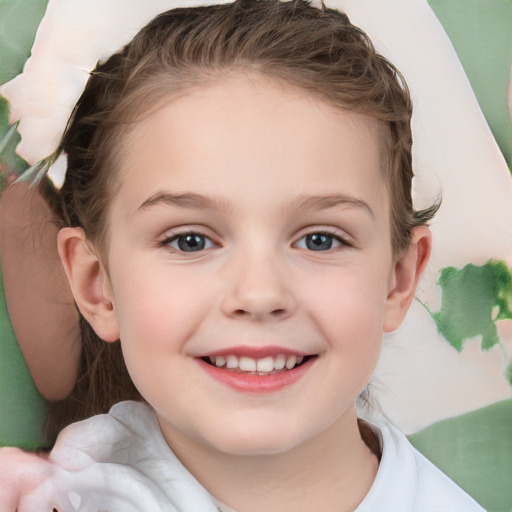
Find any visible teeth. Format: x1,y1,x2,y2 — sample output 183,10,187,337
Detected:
239,356,257,372
285,355,297,369
274,354,286,370
256,357,274,372
226,355,239,369
208,353,307,373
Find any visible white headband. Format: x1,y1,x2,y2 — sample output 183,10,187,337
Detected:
2,0,324,187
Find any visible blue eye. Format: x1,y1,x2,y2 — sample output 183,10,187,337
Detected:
296,232,346,251
165,233,214,252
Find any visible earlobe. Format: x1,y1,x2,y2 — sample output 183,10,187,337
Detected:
383,225,432,333
57,227,120,342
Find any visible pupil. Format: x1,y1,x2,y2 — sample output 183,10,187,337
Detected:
178,234,205,252
306,234,332,251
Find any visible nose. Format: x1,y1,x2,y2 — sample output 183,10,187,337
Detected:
221,252,296,322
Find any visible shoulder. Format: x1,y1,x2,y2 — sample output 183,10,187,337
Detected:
356,421,485,512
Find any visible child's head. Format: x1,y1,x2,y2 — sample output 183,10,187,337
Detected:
56,0,432,259
44,0,434,445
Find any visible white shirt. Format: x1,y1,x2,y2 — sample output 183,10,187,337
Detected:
28,401,483,511
354,420,484,511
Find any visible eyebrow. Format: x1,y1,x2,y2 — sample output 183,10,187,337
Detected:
290,194,375,218
137,191,374,218
137,191,233,213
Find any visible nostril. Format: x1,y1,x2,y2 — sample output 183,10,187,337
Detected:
231,307,287,319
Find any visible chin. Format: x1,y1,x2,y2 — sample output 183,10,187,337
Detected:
202,419,313,457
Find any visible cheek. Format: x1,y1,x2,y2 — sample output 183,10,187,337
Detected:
304,265,389,359
109,272,196,401
111,265,215,355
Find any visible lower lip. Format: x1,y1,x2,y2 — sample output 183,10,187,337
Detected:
197,357,316,393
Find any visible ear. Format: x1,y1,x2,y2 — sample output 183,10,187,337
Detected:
57,227,120,342
383,225,432,333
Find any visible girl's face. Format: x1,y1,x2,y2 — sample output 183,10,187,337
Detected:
102,75,400,456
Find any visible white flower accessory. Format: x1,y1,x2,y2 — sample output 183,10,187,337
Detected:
1,0,325,188
0,0,237,186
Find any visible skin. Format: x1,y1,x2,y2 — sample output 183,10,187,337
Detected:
0,180,80,400
0,448,52,511
0,74,430,512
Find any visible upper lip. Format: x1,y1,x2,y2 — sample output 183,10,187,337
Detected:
197,345,311,359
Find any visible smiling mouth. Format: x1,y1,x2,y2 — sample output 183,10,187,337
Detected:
201,354,314,375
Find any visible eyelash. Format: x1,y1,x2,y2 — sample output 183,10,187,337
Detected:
159,228,351,254
159,230,216,253
294,230,351,252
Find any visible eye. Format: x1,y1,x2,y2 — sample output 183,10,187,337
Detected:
163,232,215,253
295,232,348,251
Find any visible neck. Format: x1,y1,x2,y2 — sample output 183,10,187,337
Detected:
163,405,379,512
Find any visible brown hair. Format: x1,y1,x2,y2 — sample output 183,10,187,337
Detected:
44,0,437,440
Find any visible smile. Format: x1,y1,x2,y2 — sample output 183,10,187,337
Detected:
204,354,307,375
196,348,317,393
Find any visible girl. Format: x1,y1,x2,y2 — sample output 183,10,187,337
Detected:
0,0,485,510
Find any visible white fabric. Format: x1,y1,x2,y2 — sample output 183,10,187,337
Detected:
21,401,484,511
354,422,484,512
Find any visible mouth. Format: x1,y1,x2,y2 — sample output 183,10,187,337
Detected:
201,354,314,375
196,349,318,393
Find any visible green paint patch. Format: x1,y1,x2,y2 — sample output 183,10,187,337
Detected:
0,272,48,449
432,260,512,352
0,0,48,84
0,0,48,179
428,0,512,167
409,400,512,512
0,96,25,179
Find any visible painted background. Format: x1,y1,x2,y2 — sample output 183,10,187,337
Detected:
0,1,511,510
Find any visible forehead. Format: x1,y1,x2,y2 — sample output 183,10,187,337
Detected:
112,75,388,222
